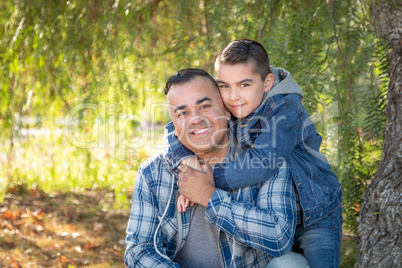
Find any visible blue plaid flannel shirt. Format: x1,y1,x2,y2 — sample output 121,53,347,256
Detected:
125,150,296,267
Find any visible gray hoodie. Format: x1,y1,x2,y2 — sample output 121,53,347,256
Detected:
265,66,304,100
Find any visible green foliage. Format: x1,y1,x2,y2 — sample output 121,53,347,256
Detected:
0,0,389,251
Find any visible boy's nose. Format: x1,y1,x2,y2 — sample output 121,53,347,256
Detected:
230,88,241,100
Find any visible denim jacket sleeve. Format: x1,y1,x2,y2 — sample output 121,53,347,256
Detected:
163,121,196,170
124,167,180,268
205,164,296,257
213,100,302,190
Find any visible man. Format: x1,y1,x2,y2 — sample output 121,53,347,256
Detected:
124,68,309,267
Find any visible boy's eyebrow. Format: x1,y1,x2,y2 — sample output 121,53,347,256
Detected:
216,78,254,84
238,78,253,84
174,104,187,113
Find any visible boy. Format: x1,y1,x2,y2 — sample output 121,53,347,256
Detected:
165,39,343,268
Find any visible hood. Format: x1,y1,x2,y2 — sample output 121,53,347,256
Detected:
264,67,304,100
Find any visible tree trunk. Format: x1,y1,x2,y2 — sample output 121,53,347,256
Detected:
356,2,402,267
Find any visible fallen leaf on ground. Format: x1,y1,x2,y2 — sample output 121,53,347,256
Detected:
2,209,13,219
84,241,100,250
51,243,60,249
9,255,22,268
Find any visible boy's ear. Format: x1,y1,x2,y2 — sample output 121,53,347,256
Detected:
225,108,231,120
264,73,275,93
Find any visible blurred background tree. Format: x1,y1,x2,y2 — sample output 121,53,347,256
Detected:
356,1,401,267
0,0,397,266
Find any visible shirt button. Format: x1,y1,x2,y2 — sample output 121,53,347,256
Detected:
297,182,302,186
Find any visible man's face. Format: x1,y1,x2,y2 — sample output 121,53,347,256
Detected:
215,61,274,119
167,76,230,156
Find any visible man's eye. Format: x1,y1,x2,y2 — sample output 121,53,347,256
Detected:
177,112,188,117
240,83,250,88
219,85,229,89
201,104,211,109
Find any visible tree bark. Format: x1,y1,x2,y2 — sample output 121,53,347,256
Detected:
356,2,402,267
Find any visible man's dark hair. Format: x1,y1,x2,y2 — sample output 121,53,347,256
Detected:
216,39,270,80
164,68,218,95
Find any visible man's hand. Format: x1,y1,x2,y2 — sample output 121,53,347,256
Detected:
178,163,216,207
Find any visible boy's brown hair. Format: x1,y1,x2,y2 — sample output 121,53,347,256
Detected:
216,39,270,81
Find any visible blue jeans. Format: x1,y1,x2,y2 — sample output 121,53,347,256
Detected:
292,205,343,268
267,252,310,268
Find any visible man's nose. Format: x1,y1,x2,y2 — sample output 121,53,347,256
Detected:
189,114,206,125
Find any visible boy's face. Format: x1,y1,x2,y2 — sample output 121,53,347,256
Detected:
215,61,274,119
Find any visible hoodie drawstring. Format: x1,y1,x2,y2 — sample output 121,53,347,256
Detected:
153,175,176,260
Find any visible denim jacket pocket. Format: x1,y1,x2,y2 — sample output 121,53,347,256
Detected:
293,154,328,204
308,162,332,203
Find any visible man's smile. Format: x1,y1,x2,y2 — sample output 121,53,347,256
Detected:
191,126,211,135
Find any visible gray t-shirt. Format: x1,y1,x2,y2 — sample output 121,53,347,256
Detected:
174,131,241,268
174,204,221,268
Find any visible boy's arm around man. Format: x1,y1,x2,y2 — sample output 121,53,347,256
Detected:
213,95,303,190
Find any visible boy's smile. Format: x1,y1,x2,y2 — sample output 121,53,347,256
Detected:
215,61,274,119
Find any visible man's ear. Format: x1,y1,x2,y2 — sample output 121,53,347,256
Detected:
264,73,275,93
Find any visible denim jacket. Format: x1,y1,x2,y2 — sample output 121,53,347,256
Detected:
163,67,342,227
125,132,297,267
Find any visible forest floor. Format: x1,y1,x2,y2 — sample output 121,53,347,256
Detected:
0,185,358,268
0,186,129,267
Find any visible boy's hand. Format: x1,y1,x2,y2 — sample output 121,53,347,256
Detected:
177,194,194,213
177,164,215,207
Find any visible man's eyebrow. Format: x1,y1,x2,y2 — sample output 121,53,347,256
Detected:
174,104,187,113
196,97,212,105
173,97,212,113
